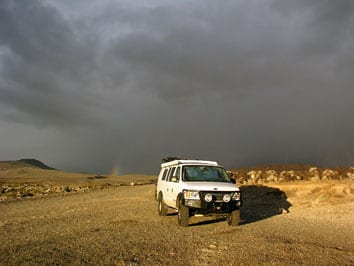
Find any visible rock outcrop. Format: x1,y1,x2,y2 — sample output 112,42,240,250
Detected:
231,166,354,185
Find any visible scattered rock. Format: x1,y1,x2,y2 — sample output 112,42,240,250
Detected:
343,186,354,194
87,175,107,180
0,195,7,201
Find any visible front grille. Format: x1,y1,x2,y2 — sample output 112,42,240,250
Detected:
196,191,239,213
199,191,229,202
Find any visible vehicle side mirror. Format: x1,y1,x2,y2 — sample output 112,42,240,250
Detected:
230,178,236,184
171,176,179,183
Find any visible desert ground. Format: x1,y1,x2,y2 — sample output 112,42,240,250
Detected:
1,160,354,265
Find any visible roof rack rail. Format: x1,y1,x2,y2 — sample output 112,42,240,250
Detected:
161,159,218,167
161,156,185,163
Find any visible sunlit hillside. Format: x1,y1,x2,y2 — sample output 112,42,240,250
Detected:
0,159,156,200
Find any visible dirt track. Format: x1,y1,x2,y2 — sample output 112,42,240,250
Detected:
1,182,354,265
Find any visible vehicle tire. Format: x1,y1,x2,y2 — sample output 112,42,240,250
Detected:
178,200,190,227
158,194,168,216
227,210,240,226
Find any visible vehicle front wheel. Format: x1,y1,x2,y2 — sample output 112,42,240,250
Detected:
158,194,168,216
178,201,190,227
227,210,240,226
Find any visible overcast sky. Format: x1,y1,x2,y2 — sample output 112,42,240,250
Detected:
0,0,353,174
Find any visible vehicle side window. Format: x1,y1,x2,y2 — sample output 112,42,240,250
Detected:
161,168,169,181
175,166,181,181
165,168,172,181
167,167,176,182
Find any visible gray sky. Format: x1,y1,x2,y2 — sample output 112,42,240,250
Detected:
1,0,353,174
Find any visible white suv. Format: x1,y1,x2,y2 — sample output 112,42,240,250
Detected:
156,159,242,226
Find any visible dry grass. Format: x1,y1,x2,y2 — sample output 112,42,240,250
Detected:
270,180,354,207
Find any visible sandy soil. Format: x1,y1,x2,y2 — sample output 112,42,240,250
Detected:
1,180,353,265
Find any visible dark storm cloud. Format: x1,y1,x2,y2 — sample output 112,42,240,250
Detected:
105,0,354,101
0,0,353,174
0,0,101,126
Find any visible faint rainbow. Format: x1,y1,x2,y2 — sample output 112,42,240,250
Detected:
110,163,119,176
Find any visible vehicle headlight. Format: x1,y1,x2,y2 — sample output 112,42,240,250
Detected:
204,193,213,202
184,190,200,200
232,192,241,200
223,194,231,202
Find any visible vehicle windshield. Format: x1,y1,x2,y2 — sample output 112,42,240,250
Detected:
182,165,231,182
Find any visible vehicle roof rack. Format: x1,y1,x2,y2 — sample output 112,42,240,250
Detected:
161,159,218,168
161,157,184,163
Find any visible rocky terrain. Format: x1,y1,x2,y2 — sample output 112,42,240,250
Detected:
229,164,354,184
1,160,354,265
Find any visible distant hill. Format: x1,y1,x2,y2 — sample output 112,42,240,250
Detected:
0,159,157,200
16,159,56,170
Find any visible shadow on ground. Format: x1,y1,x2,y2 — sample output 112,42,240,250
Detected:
240,185,291,225
166,185,291,227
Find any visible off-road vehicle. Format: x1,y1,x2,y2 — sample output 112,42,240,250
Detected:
156,158,242,226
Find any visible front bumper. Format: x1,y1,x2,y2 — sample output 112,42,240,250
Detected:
184,198,242,214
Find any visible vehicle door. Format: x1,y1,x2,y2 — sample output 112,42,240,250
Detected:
157,167,169,200
164,167,176,207
166,166,181,209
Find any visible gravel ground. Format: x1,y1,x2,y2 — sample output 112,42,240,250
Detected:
1,183,354,265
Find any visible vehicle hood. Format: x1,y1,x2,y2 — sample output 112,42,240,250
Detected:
181,182,240,192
